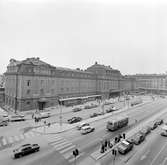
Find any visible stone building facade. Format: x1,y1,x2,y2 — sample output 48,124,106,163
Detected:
4,58,136,111
128,74,167,94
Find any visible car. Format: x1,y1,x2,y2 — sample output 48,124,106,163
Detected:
117,140,133,154
81,126,95,135
76,122,90,130
2,115,9,122
139,127,151,136
155,119,163,125
160,131,167,137
90,113,99,118
130,133,145,145
84,104,98,109
13,143,40,159
150,122,158,130
106,108,113,113
0,120,8,126
72,107,82,112
9,115,26,122
67,117,82,124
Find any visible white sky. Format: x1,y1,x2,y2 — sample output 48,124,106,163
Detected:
0,0,167,75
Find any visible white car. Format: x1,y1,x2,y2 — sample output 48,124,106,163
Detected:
76,123,90,130
81,126,95,135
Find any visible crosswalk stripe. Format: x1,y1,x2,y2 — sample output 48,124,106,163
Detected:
8,136,14,143
54,141,70,149
19,134,25,140
2,138,7,145
59,145,76,154
50,139,66,145
64,152,72,159
13,135,20,141
56,143,73,151
68,152,84,163
47,136,62,141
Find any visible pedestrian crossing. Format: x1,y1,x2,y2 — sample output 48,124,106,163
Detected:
0,131,40,149
45,134,84,163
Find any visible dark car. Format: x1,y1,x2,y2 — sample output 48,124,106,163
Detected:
160,131,167,137
0,120,8,127
130,133,145,145
72,107,82,112
9,115,26,122
117,140,133,154
13,143,40,158
155,119,163,125
67,117,82,124
90,113,99,118
106,108,114,113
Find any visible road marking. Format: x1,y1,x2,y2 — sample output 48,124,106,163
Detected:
50,139,66,145
8,136,14,143
13,135,20,141
19,134,25,140
140,150,150,160
2,138,7,145
150,142,167,165
56,143,73,151
161,157,167,165
54,141,70,149
47,136,62,142
59,145,75,154
27,132,35,138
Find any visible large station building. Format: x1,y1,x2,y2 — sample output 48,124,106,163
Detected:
4,58,136,111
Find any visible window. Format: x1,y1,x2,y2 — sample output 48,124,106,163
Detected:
26,89,30,95
40,89,44,95
27,80,31,86
27,101,30,105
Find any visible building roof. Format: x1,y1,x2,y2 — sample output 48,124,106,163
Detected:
87,62,119,72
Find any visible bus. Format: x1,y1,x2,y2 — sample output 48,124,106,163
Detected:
106,116,129,131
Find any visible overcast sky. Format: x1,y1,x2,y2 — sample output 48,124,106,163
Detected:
0,0,167,75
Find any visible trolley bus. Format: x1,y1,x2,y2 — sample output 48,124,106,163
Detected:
106,116,129,131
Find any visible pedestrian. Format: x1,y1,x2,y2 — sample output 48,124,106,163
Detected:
100,144,105,153
104,140,108,150
48,122,51,127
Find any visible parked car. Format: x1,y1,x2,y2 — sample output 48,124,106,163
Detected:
9,115,26,122
76,122,90,130
0,120,8,127
72,107,82,112
81,126,95,135
106,108,115,113
13,143,40,159
155,119,163,125
34,112,51,119
117,140,133,154
2,115,9,122
90,113,99,118
160,131,167,137
150,122,158,130
67,117,82,124
84,104,98,109
130,133,145,145
139,127,151,136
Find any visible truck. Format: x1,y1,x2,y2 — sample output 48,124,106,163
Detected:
106,116,129,131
